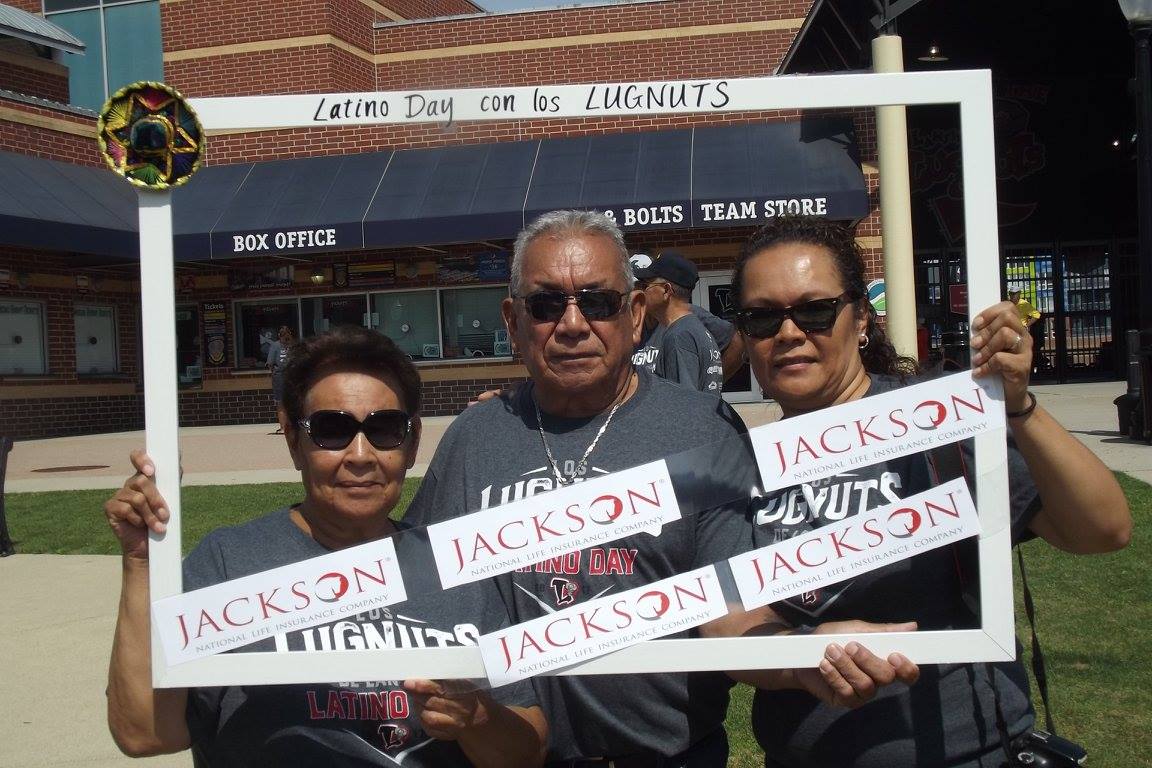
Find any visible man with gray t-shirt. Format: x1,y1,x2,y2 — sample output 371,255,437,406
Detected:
405,211,752,764
630,251,723,395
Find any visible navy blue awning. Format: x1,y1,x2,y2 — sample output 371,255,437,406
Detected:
0,150,136,260
0,117,869,262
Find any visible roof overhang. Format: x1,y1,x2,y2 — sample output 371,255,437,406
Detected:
0,4,85,55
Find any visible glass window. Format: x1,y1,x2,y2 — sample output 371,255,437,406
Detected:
0,300,47,375
372,291,440,360
440,287,509,360
235,301,299,369
50,9,105,111
176,305,202,387
46,0,162,112
74,304,118,374
302,295,367,338
44,0,96,12
104,1,163,95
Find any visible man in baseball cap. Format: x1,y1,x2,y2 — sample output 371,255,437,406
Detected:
630,250,724,394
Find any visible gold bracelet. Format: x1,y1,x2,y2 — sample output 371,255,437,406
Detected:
1006,391,1037,419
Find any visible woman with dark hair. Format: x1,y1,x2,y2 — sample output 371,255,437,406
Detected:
731,217,1130,767
104,325,546,767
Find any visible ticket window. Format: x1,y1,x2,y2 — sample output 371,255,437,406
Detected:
440,286,508,359
0,300,47,375
302,295,368,338
371,290,440,360
74,304,119,375
176,305,202,387
235,301,299,369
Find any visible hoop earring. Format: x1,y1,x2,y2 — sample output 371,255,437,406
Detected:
858,333,870,350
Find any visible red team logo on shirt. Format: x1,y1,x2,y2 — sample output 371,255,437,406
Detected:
378,723,410,748
550,578,580,606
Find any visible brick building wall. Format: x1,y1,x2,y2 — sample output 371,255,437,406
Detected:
0,98,96,165
0,52,69,103
5,0,39,14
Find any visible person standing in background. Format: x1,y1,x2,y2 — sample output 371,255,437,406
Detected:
631,250,724,394
1009,286,1044,373
266,325,294,432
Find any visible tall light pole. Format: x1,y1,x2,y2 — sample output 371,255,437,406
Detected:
1119,0,1152,331
1119,1,1152,441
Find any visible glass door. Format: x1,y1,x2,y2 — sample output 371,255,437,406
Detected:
694,272,760,404
176,304,203,387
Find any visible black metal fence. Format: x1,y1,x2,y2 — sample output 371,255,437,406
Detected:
915,239,1140,383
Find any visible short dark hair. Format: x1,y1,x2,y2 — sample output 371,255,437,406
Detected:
280,326,422,423
732,216,918,377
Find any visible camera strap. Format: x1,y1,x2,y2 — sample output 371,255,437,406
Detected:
926,443,1060,760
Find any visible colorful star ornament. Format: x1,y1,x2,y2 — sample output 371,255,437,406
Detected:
98,81,204,190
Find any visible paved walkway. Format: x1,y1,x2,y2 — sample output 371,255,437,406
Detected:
0,381,1147,766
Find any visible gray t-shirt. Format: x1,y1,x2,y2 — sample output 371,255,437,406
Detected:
182,509,534,767
692,304,735,350
751,374,1041,768
633,314,723,395
404,370,756,761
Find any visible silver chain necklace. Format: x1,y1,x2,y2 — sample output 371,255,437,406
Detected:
532,376,632,486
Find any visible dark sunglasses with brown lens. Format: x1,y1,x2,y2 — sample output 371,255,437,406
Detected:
734,292,860,338
514,289,627,322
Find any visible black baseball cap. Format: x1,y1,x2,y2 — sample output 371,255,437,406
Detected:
631,250,698,289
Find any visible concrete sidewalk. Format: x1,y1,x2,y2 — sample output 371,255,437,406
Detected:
8,381,1147,493
0,381,1147,767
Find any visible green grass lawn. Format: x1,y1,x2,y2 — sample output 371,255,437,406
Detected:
5,473,1149,766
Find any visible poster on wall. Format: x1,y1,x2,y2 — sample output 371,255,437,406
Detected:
228,266,293,291
867,278,886,317
437,252,511,284
348,261,395,287
397,259,437,281
437,254,478,284
475,252,510,281
202,302,228,366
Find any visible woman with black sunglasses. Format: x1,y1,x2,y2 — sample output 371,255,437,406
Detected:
730,217,1130,768
104,325,546,767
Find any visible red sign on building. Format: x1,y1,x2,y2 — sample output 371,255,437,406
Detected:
948,284,969,315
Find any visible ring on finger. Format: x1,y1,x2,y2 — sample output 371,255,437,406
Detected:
1010,332,1022,353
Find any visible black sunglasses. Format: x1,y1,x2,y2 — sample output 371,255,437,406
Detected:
514,289,627,323
735,292,860,339
296,409,412,451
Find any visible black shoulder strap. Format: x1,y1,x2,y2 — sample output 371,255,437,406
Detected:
1017,546,1056,734
925,442,1058,737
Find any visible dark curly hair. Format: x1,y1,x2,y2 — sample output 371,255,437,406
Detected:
280,325,422,424
732,216,918,377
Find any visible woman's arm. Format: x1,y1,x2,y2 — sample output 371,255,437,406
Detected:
104,452,191,756
970,303,1132,553
403,680,547,768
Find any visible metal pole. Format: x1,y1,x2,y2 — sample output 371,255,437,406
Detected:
872,34,919,359
1135,24,1152,331
0,436,14,556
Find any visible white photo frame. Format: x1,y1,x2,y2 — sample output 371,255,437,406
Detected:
144,69,1009,687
